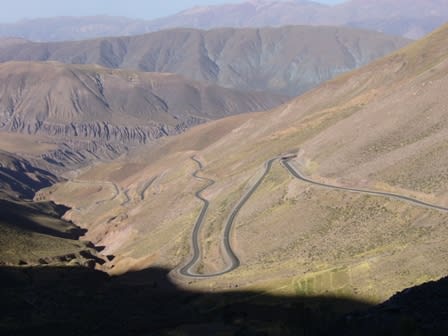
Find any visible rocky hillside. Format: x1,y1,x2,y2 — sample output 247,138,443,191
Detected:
0,26,409,96
0,194,105,268
0,61,286,158
0,150,58,199
0,147,106,269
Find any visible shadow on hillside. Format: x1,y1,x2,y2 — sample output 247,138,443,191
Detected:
2,265,446,336
336,275,448,336
0,164,58,199
0,265,372,336
0,198,87,239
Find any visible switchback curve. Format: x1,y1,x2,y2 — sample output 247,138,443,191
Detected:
179,157,275,278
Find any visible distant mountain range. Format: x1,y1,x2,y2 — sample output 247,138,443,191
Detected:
0,16,153,42
0,0,446,41
148,0,448,39
0,26,408,97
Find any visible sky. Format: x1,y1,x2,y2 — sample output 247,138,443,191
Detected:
0,0,346,23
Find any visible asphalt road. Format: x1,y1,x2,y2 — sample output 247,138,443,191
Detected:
179,157,276,278
121,189,131,206
281,157,448,212
179,154,448,279
179,156,216,277
71,179,120,205
139,176,158,201
95,181,120,205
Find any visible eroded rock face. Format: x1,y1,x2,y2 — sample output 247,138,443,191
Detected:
2,116,204,145
0,104,204,166
12,117,205,167
0,61,287,164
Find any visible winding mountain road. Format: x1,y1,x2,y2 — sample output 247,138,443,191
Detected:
179,153,448,279
179,157,275,277
69,179,119,205
281,157,448,212
139,176,159,201
96,183,119,205
121,189,131,206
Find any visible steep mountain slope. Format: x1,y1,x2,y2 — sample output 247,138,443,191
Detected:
0,61,286,162
0,0,445,41
44,23,448,304
0,26,409,96
0,150,57,199
337,274,448,335
0,148,105,268
0,194,104,267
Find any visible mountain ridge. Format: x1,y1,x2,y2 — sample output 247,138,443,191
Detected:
148,0,448,39
0,0,446,41
0,26,409,96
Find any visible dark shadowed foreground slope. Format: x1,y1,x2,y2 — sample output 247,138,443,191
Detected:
1,265,447,335
0,265,370,336
336,275,448,335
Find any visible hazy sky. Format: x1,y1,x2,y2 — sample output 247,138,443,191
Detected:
0,0,346,23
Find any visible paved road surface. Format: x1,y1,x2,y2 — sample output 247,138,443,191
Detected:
179,157,275,277
178,154,448,279
139,176,158,201
281,157,448,212
121,189,131,206
70,179,119,205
